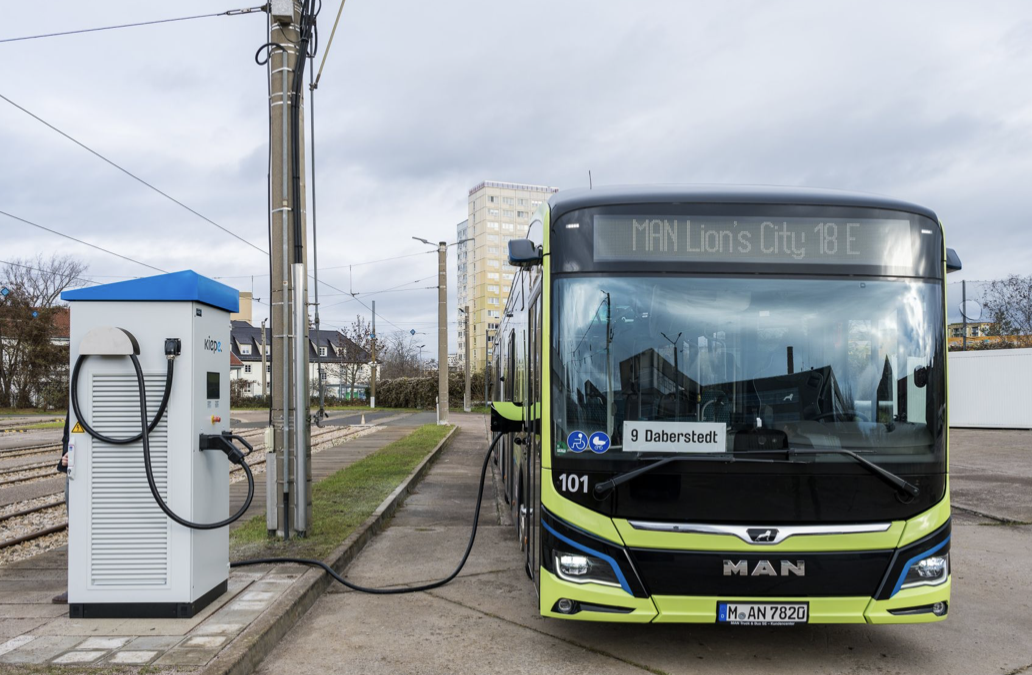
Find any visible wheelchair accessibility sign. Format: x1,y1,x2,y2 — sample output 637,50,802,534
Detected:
567,431,588,453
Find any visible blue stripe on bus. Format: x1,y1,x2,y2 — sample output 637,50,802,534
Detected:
541,520,632,595
891,535,951,598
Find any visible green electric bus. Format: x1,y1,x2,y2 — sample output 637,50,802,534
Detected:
490,185,960,625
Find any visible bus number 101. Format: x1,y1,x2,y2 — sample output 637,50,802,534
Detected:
558,473,588,494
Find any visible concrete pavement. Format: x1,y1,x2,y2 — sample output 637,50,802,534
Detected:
256,421,1032,675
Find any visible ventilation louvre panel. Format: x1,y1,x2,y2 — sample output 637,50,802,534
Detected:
89,374,169,587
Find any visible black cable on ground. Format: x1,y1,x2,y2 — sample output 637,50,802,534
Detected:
231,433,503,594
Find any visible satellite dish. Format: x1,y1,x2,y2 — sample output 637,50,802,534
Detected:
959,300,982,321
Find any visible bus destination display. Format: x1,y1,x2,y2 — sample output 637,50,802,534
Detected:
593,215,914,266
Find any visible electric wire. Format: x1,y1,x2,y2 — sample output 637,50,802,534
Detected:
320,250,434,271
0,210,167,273
232,434,502,593
0,93,268,255
0,258,100,286
0,6,265,44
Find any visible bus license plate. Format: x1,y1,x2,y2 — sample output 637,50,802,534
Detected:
718,602,808,625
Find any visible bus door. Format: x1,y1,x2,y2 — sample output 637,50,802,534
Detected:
526,295,542,590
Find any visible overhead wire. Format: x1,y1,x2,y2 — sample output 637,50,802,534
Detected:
0,210,167,273
0,93,268,255
0,258,100,287
0,6,265,44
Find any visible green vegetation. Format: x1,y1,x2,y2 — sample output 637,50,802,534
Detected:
467,405,490,415
8,419,65,431
0,408,55,416
231,424,453,561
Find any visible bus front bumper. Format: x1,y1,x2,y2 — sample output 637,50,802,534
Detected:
541,572,950,624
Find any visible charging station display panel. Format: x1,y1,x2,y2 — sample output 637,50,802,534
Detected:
207,372,220,399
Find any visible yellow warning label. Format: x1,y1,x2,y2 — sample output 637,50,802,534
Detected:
71,422,85,434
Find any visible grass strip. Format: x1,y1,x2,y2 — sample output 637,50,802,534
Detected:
9,420,65,431
230,423,453,561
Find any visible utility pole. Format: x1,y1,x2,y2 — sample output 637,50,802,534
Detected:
463,306,471,412
436,241,448,425
267,1,311,538
369,300,376,408
413,236,471,424
484,323,489,408
261,318,268,397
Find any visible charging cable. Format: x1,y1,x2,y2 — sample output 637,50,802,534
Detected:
70,342,255,530
72,334,501,593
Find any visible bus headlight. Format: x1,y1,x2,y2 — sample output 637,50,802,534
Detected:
554,551,621,587
901,552,949,589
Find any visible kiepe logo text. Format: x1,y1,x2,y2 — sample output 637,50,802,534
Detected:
203,337,223,354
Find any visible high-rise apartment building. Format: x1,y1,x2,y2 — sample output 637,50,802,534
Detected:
457,181,559,370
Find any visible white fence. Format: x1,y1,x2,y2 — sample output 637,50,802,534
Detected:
949,348,1032,429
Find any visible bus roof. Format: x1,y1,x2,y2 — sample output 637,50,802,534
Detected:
548,184,938,222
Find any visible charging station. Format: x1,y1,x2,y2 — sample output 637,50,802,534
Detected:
62,271,242,618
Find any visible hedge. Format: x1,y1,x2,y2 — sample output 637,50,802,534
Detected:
375,372,486,409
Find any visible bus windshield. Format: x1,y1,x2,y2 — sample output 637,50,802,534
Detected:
551,276,945,470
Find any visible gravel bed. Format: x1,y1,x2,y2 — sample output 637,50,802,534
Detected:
0,504,65,543
0,494,65,519
0,465,55,486
0,529,67,567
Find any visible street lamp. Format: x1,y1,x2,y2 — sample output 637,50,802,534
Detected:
412,235,474,425
417,344,426,375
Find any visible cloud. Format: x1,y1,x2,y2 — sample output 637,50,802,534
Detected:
1,0,1031,359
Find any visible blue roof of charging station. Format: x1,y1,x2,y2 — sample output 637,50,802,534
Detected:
61,271,239,313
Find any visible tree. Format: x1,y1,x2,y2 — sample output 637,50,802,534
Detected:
326,316,373,400
981,275,1032,347
0,256,86,408
378,331,423,379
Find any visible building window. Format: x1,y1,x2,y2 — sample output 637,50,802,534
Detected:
502,196,514,205
517,211,527,218
518,198,527,206
489,208,499,216
488,272,500,280
267,365,272,373
503,273,514,281
501,222,514,231
240,344,252,355
319,346,328,357
487,285,499,293
487,221,500,230
487,234,499,242
503,210,514,217
488,297,499,305
489,310,501,318
244,365,252,373
488,246,499,255
488,259,500,268
320,371,328,381
488,196,496,203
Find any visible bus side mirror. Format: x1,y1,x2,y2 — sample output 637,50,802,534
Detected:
508,239,543,268
946,248,962,274
490,401,525,433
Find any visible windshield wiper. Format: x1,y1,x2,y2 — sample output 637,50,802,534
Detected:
592,448,919,499
786,448,919,498
592,452,799,498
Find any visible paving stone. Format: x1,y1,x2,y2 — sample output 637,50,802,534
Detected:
0,635,80,664
183,635,227,648
0,635,34,657
194,622,244,635
107,649,158,664
78,636,130,649
0,603,66,619
0,617,47,639
242,591,275,602
154,647,221,666
52,649,107,663
125,634,184,650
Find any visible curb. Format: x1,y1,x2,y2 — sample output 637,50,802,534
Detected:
200,424,458,675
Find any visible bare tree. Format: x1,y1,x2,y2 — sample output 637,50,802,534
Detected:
379,331,423,379
2,255,88,307
1,256,87,408
981,275,1032,345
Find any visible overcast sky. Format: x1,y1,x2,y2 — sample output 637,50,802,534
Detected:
2,1,1030,356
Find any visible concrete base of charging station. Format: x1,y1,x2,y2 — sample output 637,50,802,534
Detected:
0,414,457,671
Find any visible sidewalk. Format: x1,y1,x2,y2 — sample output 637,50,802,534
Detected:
0,416,439,670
